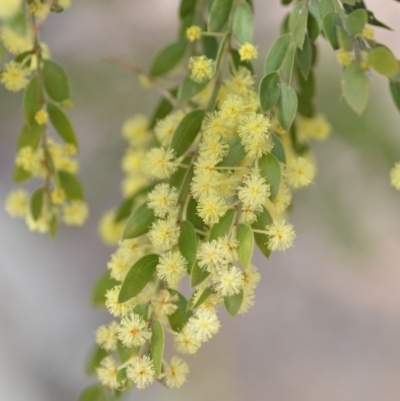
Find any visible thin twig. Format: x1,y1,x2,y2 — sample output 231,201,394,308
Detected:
103,55,181,109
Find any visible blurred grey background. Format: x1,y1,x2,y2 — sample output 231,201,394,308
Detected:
1,1,400,400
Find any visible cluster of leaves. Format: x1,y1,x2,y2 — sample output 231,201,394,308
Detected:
1,1,88,235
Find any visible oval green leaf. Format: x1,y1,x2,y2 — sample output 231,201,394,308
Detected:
368,46,399,77
209,208,235,240
47,102,78,147
30,187,44,221
17,123,43,150
276,83,298,131
43,59,70,102
187,287,213,311
342,61,370,114
322,12,341,49
167,289,193,332
232,2,254,45
151,320,164,376
24,75,43,126
259,153,281,201
208,0,233,32
179,220,197,273
236,224,254,268
190,261,210,287
251,206,273,259
13,166,31,183
259,72,280,112
389,80,400,112
118,254,159,303
58,170,84,200
177,75,209,102
296,34,312,78
264,33,291,74
149,41,187,77
218,136,246,167
171,109,205,157
346,9,367,35
123,202,156,240
224,290,243,317
289,2,308,49
271,133,286,164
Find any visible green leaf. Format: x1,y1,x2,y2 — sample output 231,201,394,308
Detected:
117,341,137,363
346,9,367,35
187,287,213,311
342,61,370,114
297,92,315,118
252,206,273,259
177,75,209,102
264,34,292,74
289,2,308,49
58,170,84,200
13,166,31,183
322,12,341,49
169,156,191,191
271,133,286,164
79,384,113,401
149,41,187,77
190,261,210,287
118,254,159,303
179,221,197,273
232,2,254,45
23,75,43,126
171,109,204,157
389,81,400,112
224,290,243,317
179,0,197,17
148,89,177,130
30,188,43,221
151,320,164,376
43,60,70,102
49,215,59,239
307,11,320,42
86,345,108,375
47,102,78,147
337,26,353,51
122,202,156,240
236,224,254,268
218,136,246,167
203,36,219,59
186,197,208,232
296,34,312,78
259,72,280,112
209,208,235,240
132,303,149,321
259,153,281,202
276,83,298,131
117,368,127,383
91,271,119,307
319,0,335,20
208,0,233,32
280,42,296,84
341,0,356,4
167,289,193,332
17,123,43,150
368,46,399,77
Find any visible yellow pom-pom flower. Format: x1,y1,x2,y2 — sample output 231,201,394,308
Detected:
390,162,400,190
162,357,190,388
126,355,155,389
362,26,374,40
96,357,120,390
336,49,354,66
50,188,66,205
156,250,188,285
0,0,22,19
117,313,152,348
62,200,89,226
265,220,296,251
286,156,315,188
35,109,49,125
1,61,30,92
4,188,29,218
188,55,215,83
0,26,31,55
238,43,258,61
95,321,119,351
186,25,202,42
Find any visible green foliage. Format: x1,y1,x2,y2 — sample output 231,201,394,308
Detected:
236,224,254,268
123,202,156,240
47,102,78,147
58,170,84,200
232,2,254,45
179,221,197,273
150,320,164,376
43,60,70,102
224,290,243,317
23,75,43,126
149,41,187,77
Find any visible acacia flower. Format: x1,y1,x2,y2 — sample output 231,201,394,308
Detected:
1,61,30,92
189,55,215,83
238,42,258,61
162,357,190,388
215,266,244,297
4,188,29,218
186,25,202,42
117,313,152,348
142,147,178,179
286,156,315,188
126,355,156,389
96,321,119,351
96,357,120,390
148,218,180,252
147,183,178,218
265,220,296,251
156,250,187,285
